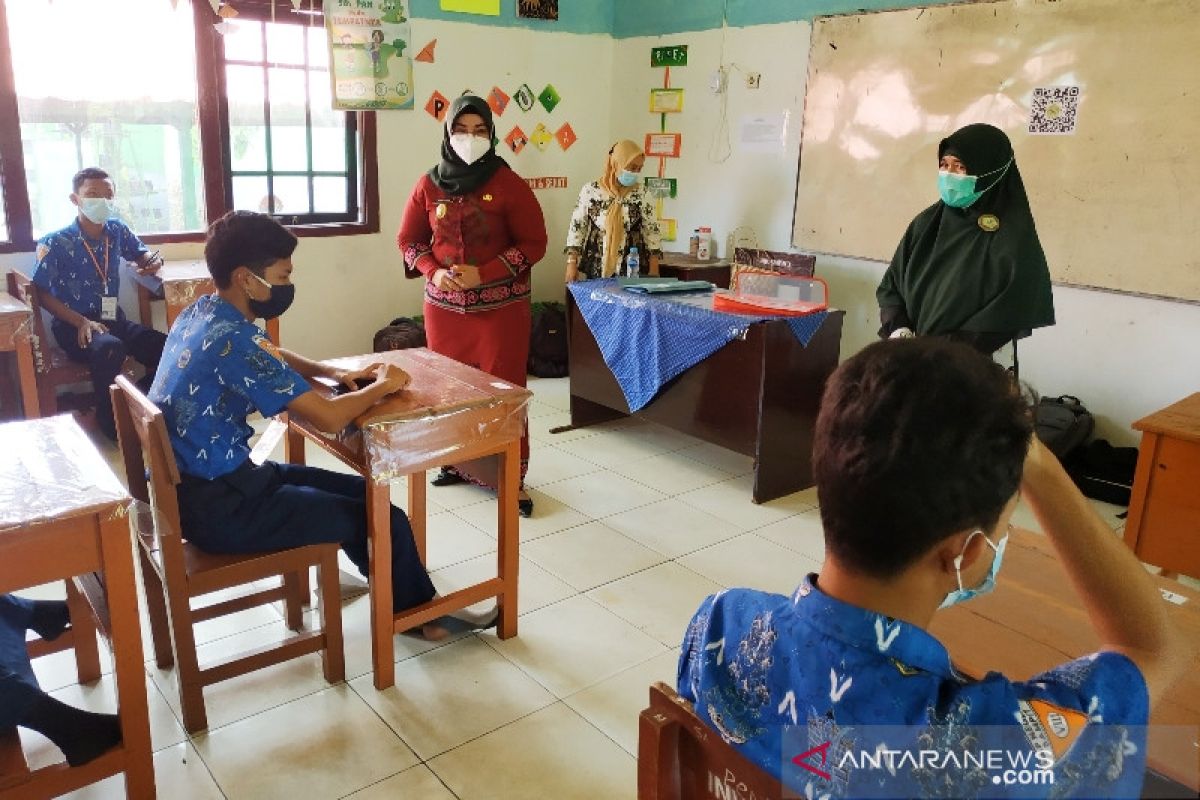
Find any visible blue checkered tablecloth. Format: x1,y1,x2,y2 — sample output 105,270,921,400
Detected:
569,279,830,412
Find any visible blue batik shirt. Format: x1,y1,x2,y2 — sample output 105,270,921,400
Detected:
149,294,307,480
678,576,1149,799
32,219,148,318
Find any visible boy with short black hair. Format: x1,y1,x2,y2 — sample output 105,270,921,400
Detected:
32,167,165,439
679,338,1191,798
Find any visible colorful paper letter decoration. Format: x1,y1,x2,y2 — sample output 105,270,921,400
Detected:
644,132,682,158
537,84,561,113
513,84,536,112
425,90,450,122
505,126,529,154
415,39,437,63
649,88,684,114
530,124,553,152
487,86,511,117
644,177,677,198
555,123,577,151
659,219,678,241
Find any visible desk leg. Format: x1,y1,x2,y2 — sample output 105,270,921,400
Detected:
98,514,155,799
15,336,39,418
65,579,101,684
137,285,152,329
408,471,427,565
496,439,520,639
366,479,395,690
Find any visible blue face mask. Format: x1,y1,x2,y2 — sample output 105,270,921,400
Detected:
937,158,1012,208
939,527,1009,609
617,170,640,187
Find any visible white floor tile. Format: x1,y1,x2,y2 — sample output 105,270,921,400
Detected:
679,532,820,596
554,426,690,469
602,498,743,558
537,472,667,518
677,476,817,530
587,562,722,647
754,508,827,564
452,488,591,542
350,637,555,760
194,685,418,800
522,521,666,591
344,764,459,799
481,595,666,698
56,742,225,800
673,440,755,476
611,449,736,495
564,650,681,756
424,511,496,571
429,703,635,800
521,444,604,488
431,554,575,617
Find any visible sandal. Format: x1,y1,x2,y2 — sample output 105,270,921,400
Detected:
518,489,533,518
431,467,466,487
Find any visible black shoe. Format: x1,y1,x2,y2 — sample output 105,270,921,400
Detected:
431,468,466,487
518,496,533,518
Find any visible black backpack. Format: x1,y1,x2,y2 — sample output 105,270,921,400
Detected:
1065,439,1139,506
373,316,426,352
528,303,568,378
1034,395,1094,461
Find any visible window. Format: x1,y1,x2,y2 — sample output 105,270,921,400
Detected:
0,0,377,253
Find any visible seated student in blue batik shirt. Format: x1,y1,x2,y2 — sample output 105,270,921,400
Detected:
32,167,166,440
149,211,489,640
678,339,1192,799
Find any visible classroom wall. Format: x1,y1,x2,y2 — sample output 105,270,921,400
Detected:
608,13,1200,445
1,16,613,362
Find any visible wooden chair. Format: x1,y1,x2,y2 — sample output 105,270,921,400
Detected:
6,269,129,417
110,375,344,733
638,682,783,800
0,581,106,797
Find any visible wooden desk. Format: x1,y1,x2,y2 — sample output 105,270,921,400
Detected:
567,291,844,503
284,348,529,690
0,293,38,418
133,260,280,343
930,528,1200,791
1125,394,1200,579
658,253,732,288
0,416,154,798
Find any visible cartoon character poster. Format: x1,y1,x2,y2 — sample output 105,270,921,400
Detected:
323,0,413,110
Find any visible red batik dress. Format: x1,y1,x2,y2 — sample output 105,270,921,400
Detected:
397,166,548,485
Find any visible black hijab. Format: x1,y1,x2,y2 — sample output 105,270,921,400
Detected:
427,95,508,196
877,123,1055,339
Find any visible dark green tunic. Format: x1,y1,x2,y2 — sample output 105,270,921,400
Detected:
877,123,1055,354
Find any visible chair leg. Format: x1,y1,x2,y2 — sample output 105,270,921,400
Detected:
297,567,312,608
139,550,175,669
65,579,101,684
163,590,207,734
317,552,345,684
282,572,304,632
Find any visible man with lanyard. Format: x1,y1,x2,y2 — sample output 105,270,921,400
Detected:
32,167,167,440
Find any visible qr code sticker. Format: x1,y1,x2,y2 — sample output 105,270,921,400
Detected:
1029,86,1081,135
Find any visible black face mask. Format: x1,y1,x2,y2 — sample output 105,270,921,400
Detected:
247,272,295,320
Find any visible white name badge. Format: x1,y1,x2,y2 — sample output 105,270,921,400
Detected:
101,295,118,320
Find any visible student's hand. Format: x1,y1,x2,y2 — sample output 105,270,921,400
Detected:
1020,435,1061,491
333,363,382,392
136,252,163,276
449,264,482,289
431,268,463,293
373,363,411,395
77,320,107,348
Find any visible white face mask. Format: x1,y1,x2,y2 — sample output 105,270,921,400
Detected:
450,133,491,166
79,197,115,225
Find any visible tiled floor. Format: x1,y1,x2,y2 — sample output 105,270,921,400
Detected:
17,376,1189,799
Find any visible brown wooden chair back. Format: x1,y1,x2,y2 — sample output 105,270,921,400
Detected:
110,375,345,733
638,681,784,800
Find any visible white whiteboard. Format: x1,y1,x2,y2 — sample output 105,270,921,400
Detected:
792,0,1200,303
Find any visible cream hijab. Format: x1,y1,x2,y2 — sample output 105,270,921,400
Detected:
598,140,643,277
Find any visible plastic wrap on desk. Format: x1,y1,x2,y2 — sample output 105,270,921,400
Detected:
164,277,214,309
0,301,32,351
358,395,530,484
0,416,131,530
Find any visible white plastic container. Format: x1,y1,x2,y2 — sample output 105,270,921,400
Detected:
696,226,713,260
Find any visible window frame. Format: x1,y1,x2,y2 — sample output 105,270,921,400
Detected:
0,0,378,254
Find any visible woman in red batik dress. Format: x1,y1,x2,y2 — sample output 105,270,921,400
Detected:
398,94,548,517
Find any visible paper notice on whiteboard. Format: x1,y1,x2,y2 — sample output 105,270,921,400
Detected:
739,112,789,152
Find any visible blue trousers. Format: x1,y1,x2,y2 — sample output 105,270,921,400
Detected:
0,595,40,729
176,461,436,613
51,310,166,437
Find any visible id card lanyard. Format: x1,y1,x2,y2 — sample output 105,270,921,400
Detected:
80,235,116,320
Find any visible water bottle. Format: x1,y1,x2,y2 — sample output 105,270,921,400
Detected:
625,246,640,278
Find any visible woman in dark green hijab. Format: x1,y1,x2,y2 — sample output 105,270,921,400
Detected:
876,123,1055,355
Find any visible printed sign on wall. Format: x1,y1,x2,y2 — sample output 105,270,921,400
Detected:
324,0,413,110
